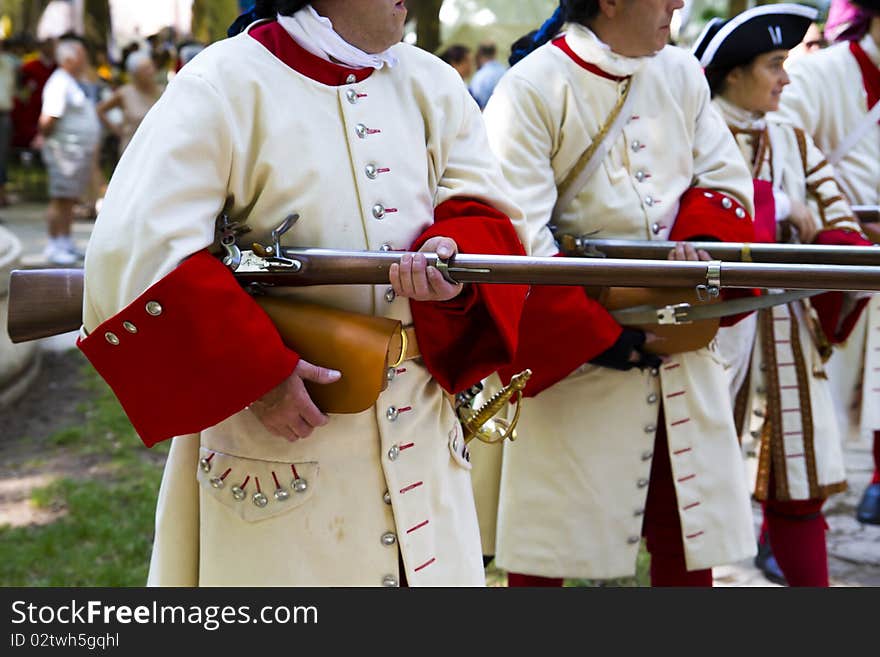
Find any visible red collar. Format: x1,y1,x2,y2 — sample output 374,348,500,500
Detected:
850,40,880,110
552,36,630,82
249,20,374,86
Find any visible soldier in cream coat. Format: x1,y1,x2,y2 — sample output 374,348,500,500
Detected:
76,0,530,587
695,3,873,586
482,0,757,585
773,0,880,525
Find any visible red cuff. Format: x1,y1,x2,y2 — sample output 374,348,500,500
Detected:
499,256,622,397
78,251,300,447
409,198,528,393
669,187,755,243
670,187,758,326
809,229,875,343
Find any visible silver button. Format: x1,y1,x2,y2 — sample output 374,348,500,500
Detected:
210,477,225,489
645,195,654,207
383,490,392,505
635,170,646,182
292,478,308,493
631,139,642,152
372,204,386,219
641,450,653,461
274,488,290,501
386,367,397,382
750,430,760,439
647,393,658,404
627,536,640,544
231,486,246,501
703,192,714,198
346,74,357,84
652,222,661,234
388,444,400,461
145,301,163,316
386,406,399,422
253,492,268,508
746,450,757,458
355,123,367,138
756,387,766,395
637,478,649,488
384,287,396,303
650,368,659,377
634,508,645,517
381,532,397,546
346,88,358,104
365,163,378,179
735,207,746,218
379,243,393,252
382,575,399,587
122,321,138,334
754,409,765,418
104,331,120,345
721,197,733,209
644,424,656,433
199,457,212,472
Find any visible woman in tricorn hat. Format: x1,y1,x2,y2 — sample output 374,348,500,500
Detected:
693,3,873,586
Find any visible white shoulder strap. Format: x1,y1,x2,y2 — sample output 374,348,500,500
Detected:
827,98,880,166
551,80,638,224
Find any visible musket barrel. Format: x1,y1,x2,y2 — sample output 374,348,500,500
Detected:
719,262,880,291
256,248,880,291
576,239,880,265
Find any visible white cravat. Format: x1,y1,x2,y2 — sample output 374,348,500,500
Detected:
277,6,399,70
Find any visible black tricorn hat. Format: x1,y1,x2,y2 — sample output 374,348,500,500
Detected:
692,3,819,70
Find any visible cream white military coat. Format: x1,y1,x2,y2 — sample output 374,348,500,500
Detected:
481,25,756,579
774,34,880,442
81,21,523,587
712,97,860,501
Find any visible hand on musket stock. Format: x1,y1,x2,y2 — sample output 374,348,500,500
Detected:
250,236,462,442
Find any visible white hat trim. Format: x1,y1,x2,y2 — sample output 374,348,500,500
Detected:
698,3,819,68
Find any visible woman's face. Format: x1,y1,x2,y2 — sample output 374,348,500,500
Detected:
724,49,790,114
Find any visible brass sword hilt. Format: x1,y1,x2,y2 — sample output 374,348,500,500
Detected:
460,369,532,445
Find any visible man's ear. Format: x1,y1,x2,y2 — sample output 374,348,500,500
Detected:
597,0,622,19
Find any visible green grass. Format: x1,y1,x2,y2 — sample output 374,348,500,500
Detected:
0,360,169,587
1,356,651,587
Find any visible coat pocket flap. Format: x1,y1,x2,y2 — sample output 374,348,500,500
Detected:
196,447,319,522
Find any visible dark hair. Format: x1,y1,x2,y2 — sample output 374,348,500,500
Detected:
253,0,310,17
439,44,471,66
562,0,600,24
229,1,311,36
476,43,497,60
509,0,602,66
705,54,759,98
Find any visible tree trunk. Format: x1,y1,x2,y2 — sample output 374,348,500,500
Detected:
20,0,53,36
410,0,444,54
728,0,749,18
191,0,240,44
83,0,111,50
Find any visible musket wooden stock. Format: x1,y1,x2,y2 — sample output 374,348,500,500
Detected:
8,249,880,343
8,268,84,343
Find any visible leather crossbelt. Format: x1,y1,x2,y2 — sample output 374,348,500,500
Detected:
610,289,822,326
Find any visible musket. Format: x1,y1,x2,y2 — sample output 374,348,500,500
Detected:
558,234,880,265
853,205,880,223
9,213,880,344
